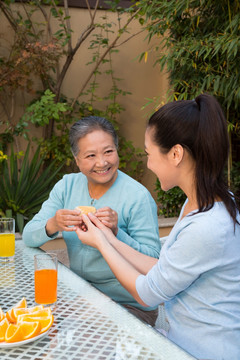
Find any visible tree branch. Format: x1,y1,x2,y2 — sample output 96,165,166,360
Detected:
54,24,96,101
37,2,54,40
63,0,73,52
115,28,145,48
71,8,140,108
20,0,37,37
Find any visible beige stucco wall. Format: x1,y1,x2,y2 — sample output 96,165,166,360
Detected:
0,4,169,198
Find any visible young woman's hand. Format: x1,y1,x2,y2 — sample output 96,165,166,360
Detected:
76,213,147,306
75,214,108,250
95,207,118,235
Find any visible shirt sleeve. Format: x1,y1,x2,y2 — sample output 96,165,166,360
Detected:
117,188,161,258
136,218,225,306
22,178,64,247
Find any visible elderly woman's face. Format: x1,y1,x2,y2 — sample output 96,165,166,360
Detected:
75,129,119,186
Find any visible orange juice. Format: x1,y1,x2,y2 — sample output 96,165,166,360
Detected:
35,269,57,305
0,233,15,257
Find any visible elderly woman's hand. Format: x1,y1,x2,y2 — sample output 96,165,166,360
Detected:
95,207,118,235
46,209,83,236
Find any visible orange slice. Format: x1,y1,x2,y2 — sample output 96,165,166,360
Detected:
0,308,5,322
13,305,44,320
0,318,9,342
18,315,54,334
6,297,27,323
5,321,41,343
17,307,52,322
75,206,96,215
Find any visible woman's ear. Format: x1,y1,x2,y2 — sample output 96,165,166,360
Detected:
75,156,80,170
171,144,184,165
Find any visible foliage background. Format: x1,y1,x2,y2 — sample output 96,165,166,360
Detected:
137,0,240,213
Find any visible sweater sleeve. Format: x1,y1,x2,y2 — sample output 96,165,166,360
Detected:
117,188,161,258
136,217,225,306
22,179,65,247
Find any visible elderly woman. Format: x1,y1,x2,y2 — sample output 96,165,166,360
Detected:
23,116,160,326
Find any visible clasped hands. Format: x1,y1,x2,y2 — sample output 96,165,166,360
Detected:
47,207,118,237
75,213,113,250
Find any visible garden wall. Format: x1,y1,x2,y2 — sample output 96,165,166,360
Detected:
0,3,169,198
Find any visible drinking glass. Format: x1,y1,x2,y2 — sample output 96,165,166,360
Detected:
0,218,15,262
34,253,58,306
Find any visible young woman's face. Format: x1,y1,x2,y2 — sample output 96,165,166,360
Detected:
145,128,177,191
75,129,119,186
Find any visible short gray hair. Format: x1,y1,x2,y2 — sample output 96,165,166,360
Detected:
69,116,118,156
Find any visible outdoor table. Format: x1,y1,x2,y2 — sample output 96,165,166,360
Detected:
0,240,196,359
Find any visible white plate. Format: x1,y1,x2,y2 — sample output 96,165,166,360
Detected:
0,330,49,348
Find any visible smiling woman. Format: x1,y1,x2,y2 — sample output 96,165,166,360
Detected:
74,129,119,194
22,116,161,327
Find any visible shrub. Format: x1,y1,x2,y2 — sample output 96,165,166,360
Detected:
155,179,186,218
0,144,63,232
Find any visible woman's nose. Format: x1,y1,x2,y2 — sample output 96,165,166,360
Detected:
96,155,107,166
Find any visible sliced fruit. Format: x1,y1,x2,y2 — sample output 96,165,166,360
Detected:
75,205,96,215
0,318,9,342
5,321,41,343
6,297,27,323
0,308,5,322
13,305,44,320
17,307,51,323
18,315,54,334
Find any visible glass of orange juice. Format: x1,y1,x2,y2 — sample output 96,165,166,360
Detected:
34,253,58,306
0,218,15,262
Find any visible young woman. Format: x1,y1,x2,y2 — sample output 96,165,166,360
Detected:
23,116,160,326
74,95,240,360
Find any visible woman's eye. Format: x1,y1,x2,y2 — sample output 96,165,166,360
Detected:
105,149,113,154
87,154,95,158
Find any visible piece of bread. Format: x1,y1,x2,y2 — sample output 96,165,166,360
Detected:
75,206,96,215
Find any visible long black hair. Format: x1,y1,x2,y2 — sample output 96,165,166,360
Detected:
147,93,239,225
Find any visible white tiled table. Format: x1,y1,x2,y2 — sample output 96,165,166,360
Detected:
0,241,196,359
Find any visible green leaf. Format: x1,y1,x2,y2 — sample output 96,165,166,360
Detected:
0,144,63,232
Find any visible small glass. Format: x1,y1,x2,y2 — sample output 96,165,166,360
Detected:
0,218,15,262
34,253,58,306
